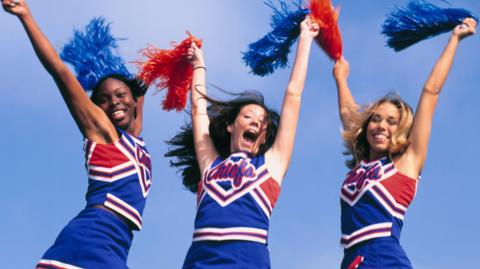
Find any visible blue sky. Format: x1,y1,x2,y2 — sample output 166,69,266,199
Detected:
1,0,478,268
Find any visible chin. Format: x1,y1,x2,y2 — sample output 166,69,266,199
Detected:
114,120,131,131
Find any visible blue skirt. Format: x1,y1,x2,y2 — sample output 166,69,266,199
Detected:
341,237,413,269
183,241,271,269
36,207,133,269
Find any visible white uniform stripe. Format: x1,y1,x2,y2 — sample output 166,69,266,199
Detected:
37,259,83,269
115,139,151,197
84,142,96,165
104,193,142,230
88,169,137,183
341,222,392,248
342,222,392,239
194,227,268,235
196,190,207,210
193,227,268,244
250,189,271,219
342,230,392,249
88,162,133,173
256,187,273,210
369,184,407,220
130,135,145,147
193,234,267,244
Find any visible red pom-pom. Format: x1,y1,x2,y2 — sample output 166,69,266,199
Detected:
136,32,202,111
309,0,343,60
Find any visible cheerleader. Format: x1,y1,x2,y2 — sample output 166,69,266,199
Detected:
166,17,319,268
2,1,152,268
333,18,476,268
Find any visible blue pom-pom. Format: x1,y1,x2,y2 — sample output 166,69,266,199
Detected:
242,0,309,76
382,0,478,51
60,17,132,91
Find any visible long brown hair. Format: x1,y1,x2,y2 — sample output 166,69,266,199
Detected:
165,90,280,193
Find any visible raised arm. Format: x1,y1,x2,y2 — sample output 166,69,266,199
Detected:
265,17,319,183
2,0,116,142
187,43,218,173
333,57,359,129
398,18,477,177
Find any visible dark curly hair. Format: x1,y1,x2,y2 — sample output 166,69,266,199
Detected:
90,74,148,104
165,90,280,193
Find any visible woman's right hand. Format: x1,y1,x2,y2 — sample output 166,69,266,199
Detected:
187,42,205,68
452,17,477,41
2,0,30,18
333,56,350,82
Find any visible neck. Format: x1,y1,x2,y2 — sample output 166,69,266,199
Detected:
368,151,387,162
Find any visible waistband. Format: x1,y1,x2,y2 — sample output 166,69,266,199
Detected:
341,222,395,249
193,227,268,244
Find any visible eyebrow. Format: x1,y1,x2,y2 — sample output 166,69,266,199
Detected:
100,87,127,95
372,112,399,120
114,87,128,92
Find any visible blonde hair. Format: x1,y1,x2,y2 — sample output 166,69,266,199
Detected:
342,93,414,169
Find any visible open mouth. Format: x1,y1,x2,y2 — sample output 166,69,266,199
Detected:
243,130,259,145
111,109,126,120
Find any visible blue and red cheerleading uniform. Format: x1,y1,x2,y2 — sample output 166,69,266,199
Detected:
340,157,418,269
36,129,152,269
183,152,280,269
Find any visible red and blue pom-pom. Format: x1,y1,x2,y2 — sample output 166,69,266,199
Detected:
60,17,132,91
136,33,202,111
243,0,343,76
382,0,478,51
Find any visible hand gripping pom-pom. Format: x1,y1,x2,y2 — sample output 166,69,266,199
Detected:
309,0,343,61
382,0,478,51
137,33,202,111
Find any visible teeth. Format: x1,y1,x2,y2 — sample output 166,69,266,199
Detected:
112,110,125,119
374,134,387,140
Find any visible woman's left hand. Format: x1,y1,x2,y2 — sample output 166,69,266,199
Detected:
186,42,205,68
300,16,319,39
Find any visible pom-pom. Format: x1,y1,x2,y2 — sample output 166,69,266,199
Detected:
309,0,343,60
60,17,131,91
382,0,478,51
136,33,202,111
243,0,309,76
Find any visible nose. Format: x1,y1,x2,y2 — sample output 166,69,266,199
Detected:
109,95,120,106
378,119,388,130
250,118,261,128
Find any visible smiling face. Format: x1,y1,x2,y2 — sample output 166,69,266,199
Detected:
93,78,136,132
366,102,401,160
227,104,268,155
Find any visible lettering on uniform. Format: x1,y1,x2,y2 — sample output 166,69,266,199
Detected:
343,162,383,191
136,146,152,176
206,159,257,189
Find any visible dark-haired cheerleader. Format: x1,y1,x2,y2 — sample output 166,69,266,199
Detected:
2,1,152,268
166,17,319,268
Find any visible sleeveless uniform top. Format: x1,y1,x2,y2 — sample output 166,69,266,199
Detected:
84,128,153,230
193,152,280,245
340,157,418,248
